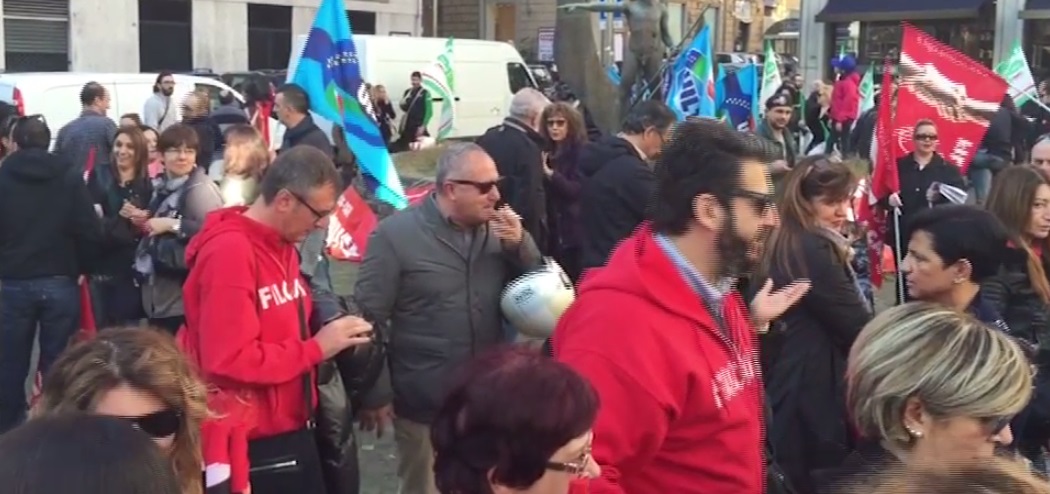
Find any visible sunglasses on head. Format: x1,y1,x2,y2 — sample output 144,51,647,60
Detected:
121,409,181,439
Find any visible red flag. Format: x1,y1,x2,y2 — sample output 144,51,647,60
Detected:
326,186,379,262
856,58,900,288
895,24,1007,175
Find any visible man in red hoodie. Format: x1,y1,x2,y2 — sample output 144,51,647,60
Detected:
179,146,374,494
829,54,861,156
554,120,809,494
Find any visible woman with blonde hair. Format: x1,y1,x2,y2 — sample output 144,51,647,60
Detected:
32,327,208,494
217,124,270,205
817,302,1033,493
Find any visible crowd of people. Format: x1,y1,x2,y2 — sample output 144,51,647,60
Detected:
3,58,1050,494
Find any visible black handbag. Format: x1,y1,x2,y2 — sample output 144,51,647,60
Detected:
246,299,327,494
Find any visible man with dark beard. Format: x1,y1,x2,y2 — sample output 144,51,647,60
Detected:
552,119,810,494
142,72,178,132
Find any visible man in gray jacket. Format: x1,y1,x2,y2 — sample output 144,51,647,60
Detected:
354,142,542,494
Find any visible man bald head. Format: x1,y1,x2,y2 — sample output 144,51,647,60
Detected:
1032,138,1050,175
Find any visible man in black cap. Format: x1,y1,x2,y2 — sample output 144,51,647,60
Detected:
756,93,798,194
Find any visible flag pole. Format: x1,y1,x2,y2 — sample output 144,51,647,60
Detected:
893,207,906,305
1008,81,1050,114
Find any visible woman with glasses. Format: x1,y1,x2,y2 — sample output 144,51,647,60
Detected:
432,346,600,494
86,126,153,327
32,327,208,494
882,119,965,303
817,303,1033,493
130,124,223,334
539,102,587,282
755,156,873,493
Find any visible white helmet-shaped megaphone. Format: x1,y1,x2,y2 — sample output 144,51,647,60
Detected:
500,258,576,338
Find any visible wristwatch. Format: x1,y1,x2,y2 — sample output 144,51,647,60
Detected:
172,219,182,236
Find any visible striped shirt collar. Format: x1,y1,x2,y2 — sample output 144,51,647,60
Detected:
653,233,733,304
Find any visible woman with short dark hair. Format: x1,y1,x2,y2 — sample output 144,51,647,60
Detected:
0,413,181,494
130,123,223,334
432,347,600,494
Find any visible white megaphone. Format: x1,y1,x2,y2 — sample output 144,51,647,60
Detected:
500,258,576,339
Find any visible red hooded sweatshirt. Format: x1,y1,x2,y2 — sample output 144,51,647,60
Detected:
830,71,861,124
555,224,764,494
178,207,325,492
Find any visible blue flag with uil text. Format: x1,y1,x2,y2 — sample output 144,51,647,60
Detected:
291,0,407,208
664,25,716,120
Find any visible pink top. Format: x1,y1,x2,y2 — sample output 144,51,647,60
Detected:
148,160,163,178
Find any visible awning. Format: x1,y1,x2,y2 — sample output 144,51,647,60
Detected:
1021,0,1050,19
815,0,987,23
764,18,800,36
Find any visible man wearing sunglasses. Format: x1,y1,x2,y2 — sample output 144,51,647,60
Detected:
354,142,542,494
555,119,808,494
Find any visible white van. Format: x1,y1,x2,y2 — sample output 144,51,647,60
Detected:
0,72,282,147
289,35,537,139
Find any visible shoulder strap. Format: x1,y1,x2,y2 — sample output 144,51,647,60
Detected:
296,298,315,428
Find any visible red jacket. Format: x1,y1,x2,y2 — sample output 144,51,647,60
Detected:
830,71,861,123
556,225,765,494
178,207,325,493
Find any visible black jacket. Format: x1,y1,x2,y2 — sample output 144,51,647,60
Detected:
762,231,872,493
0,148,102,279
814,440,896,494
86,166,152,278
849,106,878,163
282,116,334,159
982,247,1050,364
982,104,1016,161
476,118,548,251
577,135,653,270
881,153,965,243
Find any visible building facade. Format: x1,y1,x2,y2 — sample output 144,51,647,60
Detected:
798,0,1029,84
1,0,420,73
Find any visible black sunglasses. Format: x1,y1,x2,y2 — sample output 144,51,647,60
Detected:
121,409,182,439
914,133,938,141
449,177,502,194
983,415,1013,436
729,189,776,215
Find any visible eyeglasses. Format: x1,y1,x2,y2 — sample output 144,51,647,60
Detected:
730,189,776,215
914,134,938,141
448,178,502,194
982,415,1013,436
546,436,592,476
546,118,567,128
120,409,182,439
289,190,332,221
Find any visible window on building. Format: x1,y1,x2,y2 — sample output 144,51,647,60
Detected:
4,0,69,71
506,62,535,93
347,10,377,34
139,0,192,73
666,2,686,45
248,4,292,70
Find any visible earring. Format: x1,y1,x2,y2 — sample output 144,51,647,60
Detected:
906,426,924,439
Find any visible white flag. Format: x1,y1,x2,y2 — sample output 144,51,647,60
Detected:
994,40,1036,107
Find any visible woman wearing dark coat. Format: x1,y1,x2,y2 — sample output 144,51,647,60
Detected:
539,101,587,282
757,156,873,494
983,166,1050,469
86,126,153,327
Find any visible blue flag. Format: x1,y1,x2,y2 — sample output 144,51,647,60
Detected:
606,64,621,86
291,0,407,209
665,25,715,120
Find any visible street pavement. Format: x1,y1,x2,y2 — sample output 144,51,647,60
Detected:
329,258,401,493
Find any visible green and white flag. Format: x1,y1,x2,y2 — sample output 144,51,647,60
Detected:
858,67,875,115
995,39,1036,107
759,41,782,112
421,37,456,140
